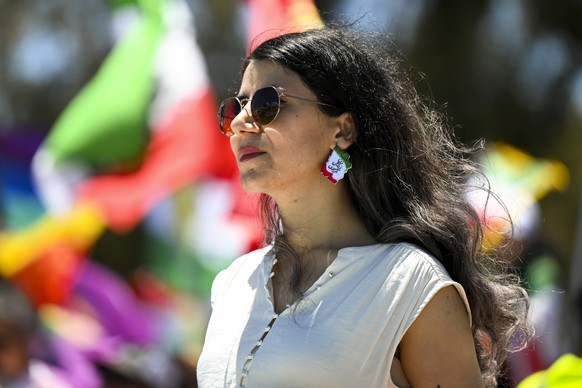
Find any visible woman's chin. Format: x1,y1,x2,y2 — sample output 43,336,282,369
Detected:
239,173,270,194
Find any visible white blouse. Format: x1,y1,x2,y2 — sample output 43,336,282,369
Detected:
197,243,471,388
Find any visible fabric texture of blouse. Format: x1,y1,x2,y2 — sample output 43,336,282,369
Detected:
197,242,471,388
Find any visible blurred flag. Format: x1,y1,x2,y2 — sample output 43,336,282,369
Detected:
0,203,104,278
10,245,84,307
0,129,47,229
78,88,233,231
518,353,582,388
76,0,238,232
34,0,237,232
42,0,165,172
481,142,569,200
467,142,570,249
246,0,323,51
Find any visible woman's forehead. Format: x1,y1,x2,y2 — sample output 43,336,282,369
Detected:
240,60,304,94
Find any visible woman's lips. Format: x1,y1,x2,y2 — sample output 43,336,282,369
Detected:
238,146,266,162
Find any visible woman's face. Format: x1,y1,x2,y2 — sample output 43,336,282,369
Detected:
229,60,340,199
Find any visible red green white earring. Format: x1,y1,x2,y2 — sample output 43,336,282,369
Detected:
321,146,352,184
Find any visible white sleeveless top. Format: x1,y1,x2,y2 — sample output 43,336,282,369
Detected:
197,243,471,388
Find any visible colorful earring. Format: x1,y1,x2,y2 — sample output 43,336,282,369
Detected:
321,146,352,184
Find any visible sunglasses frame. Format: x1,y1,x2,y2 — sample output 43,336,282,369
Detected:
217,86,336,136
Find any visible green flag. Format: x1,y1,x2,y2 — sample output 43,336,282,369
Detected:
45,0,165,171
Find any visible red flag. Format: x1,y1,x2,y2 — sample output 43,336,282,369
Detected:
78,89,235,232
11,245,85,307
76,0,238,232
246,0,323,51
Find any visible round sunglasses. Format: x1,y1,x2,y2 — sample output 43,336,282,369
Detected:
217,86,336,136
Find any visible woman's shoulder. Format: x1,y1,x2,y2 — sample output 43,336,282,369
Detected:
388,242,472,324
342,242,446,272
222,245,273,274
387,242,450,277
341,242,453,287
209,245,273,304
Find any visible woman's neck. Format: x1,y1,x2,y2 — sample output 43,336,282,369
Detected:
275,182,377,253
267,181,377,312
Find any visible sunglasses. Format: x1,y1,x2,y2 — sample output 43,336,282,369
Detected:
217,86,336,136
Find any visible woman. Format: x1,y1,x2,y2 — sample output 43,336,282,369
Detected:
197,26,531,387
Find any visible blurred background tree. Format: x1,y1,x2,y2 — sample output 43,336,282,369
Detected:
0,0,111,127
388,0,582,263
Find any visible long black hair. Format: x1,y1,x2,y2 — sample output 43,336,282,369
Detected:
244,25,531,386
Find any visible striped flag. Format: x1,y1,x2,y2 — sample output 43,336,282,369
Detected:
76,0,236,231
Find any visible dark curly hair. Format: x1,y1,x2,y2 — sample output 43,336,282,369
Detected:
242,25,531,386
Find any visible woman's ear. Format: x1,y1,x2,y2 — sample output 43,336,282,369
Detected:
334,112,357,150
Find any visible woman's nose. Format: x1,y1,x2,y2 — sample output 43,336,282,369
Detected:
230,102,260,135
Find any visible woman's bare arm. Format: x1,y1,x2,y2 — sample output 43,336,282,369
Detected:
399,285,484,387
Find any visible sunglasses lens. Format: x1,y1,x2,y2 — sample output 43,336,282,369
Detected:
218,97,241,136
217,87,281,136
251,87,280,126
